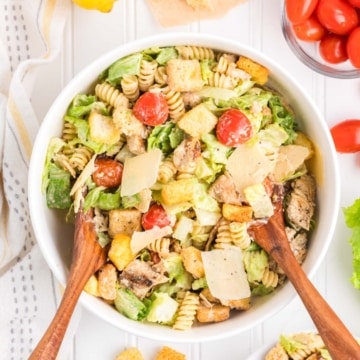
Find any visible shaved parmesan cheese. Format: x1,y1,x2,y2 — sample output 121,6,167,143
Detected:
70,154,96,197
121,148,162,196
131,225,173,254
201,246,251,301
226,143,273,195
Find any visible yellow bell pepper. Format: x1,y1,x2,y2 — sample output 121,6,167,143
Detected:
72,0,116,12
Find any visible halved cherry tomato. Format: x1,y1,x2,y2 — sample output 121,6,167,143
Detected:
92,157,123,188
347,27,360,68
133,91,169,126
330,119,360,153
285,0,319,24
319,33,348,64
292,16,327,41
142,203,172,230
316,0,359,35
216,109,252,147
347,0,360,8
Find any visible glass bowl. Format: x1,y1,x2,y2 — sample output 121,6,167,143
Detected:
280,3,360,79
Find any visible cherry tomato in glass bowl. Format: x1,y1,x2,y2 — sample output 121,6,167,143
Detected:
293,15,327,41
347,0,360,8
347,27,360,68
216,109,252,147
330,119,360,153
316,0,359,35
319,33,348,64
133,91,169,126
141,203,172,230
285,0,319,24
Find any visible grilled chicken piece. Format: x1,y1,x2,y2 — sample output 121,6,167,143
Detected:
285,226,308,265
286,174,316,231
208,172,243,205
119,259,168,299
172,137,201,173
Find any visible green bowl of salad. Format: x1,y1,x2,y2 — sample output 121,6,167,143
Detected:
28,33,340,343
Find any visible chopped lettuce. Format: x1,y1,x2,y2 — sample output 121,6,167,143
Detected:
46,163,72,209
155,46,178,65
146,292,178,324
243,249,269,283
201,133,232,165
163,254,193,291
279,334,307,354
84,186,121,211
343,198,360,289
114,287,149,321
147,122,185,156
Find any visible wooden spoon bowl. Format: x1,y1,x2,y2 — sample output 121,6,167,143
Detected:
29,208,108,360
251,189,360,360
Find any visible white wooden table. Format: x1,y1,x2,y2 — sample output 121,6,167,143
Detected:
31,0,360,358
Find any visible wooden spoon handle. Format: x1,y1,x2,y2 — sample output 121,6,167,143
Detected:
283,257,360,360
28,273,86,360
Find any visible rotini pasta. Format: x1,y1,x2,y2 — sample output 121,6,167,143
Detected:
121,74,140,102
157,155,177,183
172,291,199,330
138,59,158,92
175,45,215,60
229,221,251,249
160,86,185,121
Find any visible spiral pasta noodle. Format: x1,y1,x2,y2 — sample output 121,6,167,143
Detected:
229,221,251,249
208,71,236,89
157,155,177,183
95,82,129,109
62,121,77,142
261,267,279,288
154,66,168,86
214,218,232,249
138,59,158,92
176,45,215,60
147,237,171,257
121,74,140,102
172,291,199,330
161,86,186,121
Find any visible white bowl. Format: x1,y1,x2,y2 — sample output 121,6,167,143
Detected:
28,33,340,343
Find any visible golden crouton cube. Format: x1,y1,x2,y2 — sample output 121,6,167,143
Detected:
200,288,220,304
88,111,121,145
293,132,314,160
155,346,186,360
222,203,253,223
181,246,205,278
84,274,100,297
221,297,251,310
236,56,269,85
177,103,218,138
167,58,204,92
98,263,117,301
108,234,136,271
108,209,142,238
115,347,144,360
161,178,197,205
196,303,230,323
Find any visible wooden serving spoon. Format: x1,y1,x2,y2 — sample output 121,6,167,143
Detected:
251,188,360,360
29,207,108,360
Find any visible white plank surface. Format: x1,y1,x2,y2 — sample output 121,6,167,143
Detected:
31,0,360,358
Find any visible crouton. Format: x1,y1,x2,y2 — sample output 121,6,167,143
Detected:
98,263,117,301
155,346,186,360
293,132,314,160
236,56,269,85
196,303,230,323
115,347,144,360
84,274,100,297
167,58,203,92
108,233,136,271
181,246,205,278
161,178,197,205
108,209,142,238
88,111,121,145
177,103,217,138
222,203,253,223
221,297,251,310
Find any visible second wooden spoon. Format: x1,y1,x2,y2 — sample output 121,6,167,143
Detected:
251,189,360,360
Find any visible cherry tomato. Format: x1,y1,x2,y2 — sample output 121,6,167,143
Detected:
292,16,327,41
216,109,252,147
319,33,348,64
347,27,360,68
316,0,359,35
285,0,319,24
330,119,360,153
92,157,123,188
347,0,360,8
133,91,169,126
141,203,172,230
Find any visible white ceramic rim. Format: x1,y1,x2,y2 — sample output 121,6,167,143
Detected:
28,32,341,343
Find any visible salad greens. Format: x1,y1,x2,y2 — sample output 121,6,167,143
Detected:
343,198,360,290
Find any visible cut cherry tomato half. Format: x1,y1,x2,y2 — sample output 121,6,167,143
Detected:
216,109,252,147
92,157,123,188
133,91,169,126
330,119,360,153
142,203,172,230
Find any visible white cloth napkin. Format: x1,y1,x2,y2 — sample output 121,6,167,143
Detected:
0,1,81,359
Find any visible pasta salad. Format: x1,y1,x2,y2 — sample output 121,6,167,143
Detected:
42,45,317,330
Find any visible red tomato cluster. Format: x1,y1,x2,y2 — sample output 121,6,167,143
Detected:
285,0,360,68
